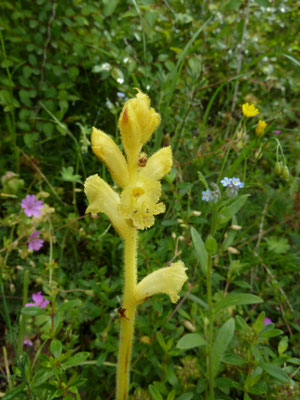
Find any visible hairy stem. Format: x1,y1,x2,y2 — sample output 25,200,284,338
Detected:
116,227,137,400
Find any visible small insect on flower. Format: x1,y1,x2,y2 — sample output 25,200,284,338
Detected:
118,307,129,320
137,153,148,167
242,103,259,118
202,190,211,202
21,194,44,217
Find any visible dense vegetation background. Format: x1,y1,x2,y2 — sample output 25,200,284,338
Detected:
0,0,299,399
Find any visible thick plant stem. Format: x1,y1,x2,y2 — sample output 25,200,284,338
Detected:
116,227,138,400
207,253,214,400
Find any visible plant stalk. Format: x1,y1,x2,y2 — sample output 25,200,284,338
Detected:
207,252,214,400
116,227,138,400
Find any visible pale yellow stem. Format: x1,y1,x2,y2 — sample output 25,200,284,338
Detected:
116,227,138,400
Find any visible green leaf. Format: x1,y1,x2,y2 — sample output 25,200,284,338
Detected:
58,299,81,313
60,166,82,183
148,384,163,400
214,293,263,314
266,236,290,254
253,311,265,333
259,328,283,338
212,318,235,377
222,352,246,365
177,333,206,350
191,227,208,273
61,352,90,369
254,0,269,7
205,234,218,254
50,339,63,358
216,195,249,228
32,368,55,387
103,0,119,17
278,336,288,356
22,306,46,316
260,363,290,383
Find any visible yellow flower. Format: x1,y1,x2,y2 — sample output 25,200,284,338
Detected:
135,261,188,304
242,103,259,118
84,91,172,232
255,120,267,137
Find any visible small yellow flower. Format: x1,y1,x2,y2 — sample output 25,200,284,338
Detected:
242,103,259,118
255,120,267,137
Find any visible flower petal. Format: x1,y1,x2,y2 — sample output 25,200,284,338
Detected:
135,261,188,304
91,127,129,188
142,146,172,181
84,174,128,238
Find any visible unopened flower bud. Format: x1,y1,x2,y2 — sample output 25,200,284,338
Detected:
231,225,242,230
178,236,185,242
85,290,94,297
274,161,283,175
171,232,177,239
140,336,151,344
191,210,201,216
184,320,196,332
177,218,183,224
281,165,289,180
255,120,267,137
10,283,16,294
228,246,240,254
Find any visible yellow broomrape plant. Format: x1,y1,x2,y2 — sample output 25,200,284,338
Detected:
84,90,188,400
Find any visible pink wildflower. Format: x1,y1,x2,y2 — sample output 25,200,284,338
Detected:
21,194,44,217
28,231,44,251
25,292,49,308
264,317,272,325
274,130,281,135
23,338,33,347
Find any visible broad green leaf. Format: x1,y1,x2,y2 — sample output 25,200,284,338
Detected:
259,328,283,338
254,0,269,6
32,368,55,387
260,363,290,383
216,195,249,228
103,0,119,17
148,385,163,400
58,299,81,313
278,336,288,356
212,318,235,377
50,339,63,359
61,352,89,369
191,227,208,273
215,293,263,314
253,311,265,333
222,352,246,365
22,306,46,316
188,293,208,309
177,333,206,350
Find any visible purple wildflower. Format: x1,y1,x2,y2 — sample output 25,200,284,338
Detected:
25,292,49,308
21,195,44,217
23,338,33,347
264,317,272,325
28,231,44,251
274,130,281,135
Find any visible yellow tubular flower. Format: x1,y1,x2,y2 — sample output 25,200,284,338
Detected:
120,175,165,230
242,103,259,118
84,174,128,238
119,91,161,160
255,120,267,137
91,128,129,188
135,261,188,304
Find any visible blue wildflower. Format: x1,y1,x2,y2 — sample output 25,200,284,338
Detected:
231,177,244,188
202,190,211,202
221,177,232,187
